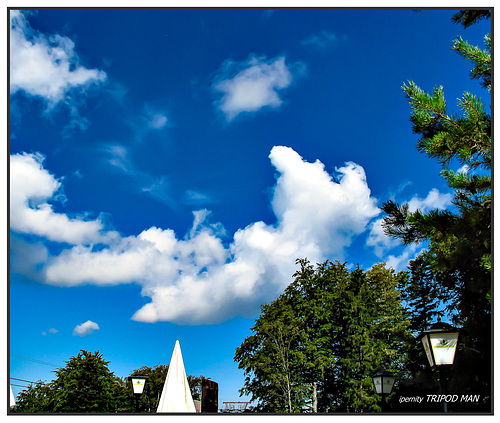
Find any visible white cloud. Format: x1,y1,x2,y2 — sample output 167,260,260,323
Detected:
15,147,451,323
73,320,100,337
366,187,452,262
106,145,131,173
408,188,452,212
10,152,113,245
149,113,168,129
10,10,106,105
457,164,470,175
39,146,380,324
302,30,346,50
183,190,213,206
386,245,423,272
102,144,179,210
42,328,58,336
213,55,296,121
366,217,399,258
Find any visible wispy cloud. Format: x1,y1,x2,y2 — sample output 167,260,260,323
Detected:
42,328,58,336
213,55,301,121
182,190,214,206
103,144,178,210
73,320,100,337
9,10,106,107
106,145,132,173
302,30,347,51
148,113,168,129
261,10,274,20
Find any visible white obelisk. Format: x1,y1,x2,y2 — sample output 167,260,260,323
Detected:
10,385,16,408
156,340,196,413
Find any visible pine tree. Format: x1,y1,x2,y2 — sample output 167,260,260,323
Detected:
381,9,490,332
381,10,491,411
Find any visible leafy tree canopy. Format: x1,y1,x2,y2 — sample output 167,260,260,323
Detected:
235,260,411,413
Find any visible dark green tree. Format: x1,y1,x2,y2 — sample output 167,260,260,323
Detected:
11,351,127,414
235,294,309,412
49,350,127,413
11,350,131,413
400,253,448,333
11,381,56,413
326,263,411,412
451,9,491,29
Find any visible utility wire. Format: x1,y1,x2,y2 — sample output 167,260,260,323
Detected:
10,354,59,367
11,384,29,389
10,377,36,384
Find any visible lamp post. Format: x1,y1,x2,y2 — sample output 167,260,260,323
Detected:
372,370,397,412
417,317,460,413
128,375,149,412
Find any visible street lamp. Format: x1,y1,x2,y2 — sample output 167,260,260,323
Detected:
128,375,149,412
417,317,460,412
372,370,397,412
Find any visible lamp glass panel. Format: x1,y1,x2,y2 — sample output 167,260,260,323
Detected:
382,376,396,394
421,335,436,367
373,376,383,394
429,331,459,365
131,378,146,394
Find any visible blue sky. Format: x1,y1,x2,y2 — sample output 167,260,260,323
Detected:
8,8,491,406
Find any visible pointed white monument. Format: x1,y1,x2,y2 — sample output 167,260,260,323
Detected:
156,340,196,413
10,385,16,408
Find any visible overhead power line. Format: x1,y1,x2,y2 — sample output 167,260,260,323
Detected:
10,377,36,384
10,354,59,367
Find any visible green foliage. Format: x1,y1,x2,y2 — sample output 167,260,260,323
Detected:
235,293,309,412
12,381,56,413
451,9,491,28
381,11,491,323
12,350,204,413
235,260,411,413
50,350,127,413
381,11,491,411
12,350,128,413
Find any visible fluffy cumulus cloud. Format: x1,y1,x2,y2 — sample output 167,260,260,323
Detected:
28,146,380,324
213,55,297,121
73,320,100,337
13,145,452,323
10,152,113,245
10,10,106,105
